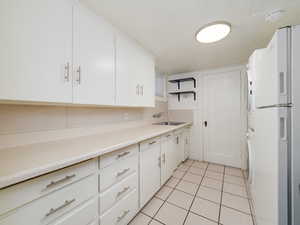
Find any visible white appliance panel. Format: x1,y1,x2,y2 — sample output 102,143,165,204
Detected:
291,25,300,225
252,107,288,225
255,28,289,108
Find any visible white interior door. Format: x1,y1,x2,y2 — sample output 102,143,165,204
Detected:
73,3,115,105
203,71,242,168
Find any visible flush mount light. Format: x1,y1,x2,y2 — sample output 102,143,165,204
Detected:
196,22,231,43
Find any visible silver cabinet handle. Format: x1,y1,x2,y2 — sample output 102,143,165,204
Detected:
158,156,161,168
140,85,144,96
162,153,166,164
136,84,140,95
45,174,76,189
45,198,75,217
149,141,157,145
116,168,130,178
64,62,70,82
176,137,179,144
116,186,130,199
117,210,130,223
117,151,130,159
76,66,81,84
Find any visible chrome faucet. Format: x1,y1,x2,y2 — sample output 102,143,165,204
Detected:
152,112,164,118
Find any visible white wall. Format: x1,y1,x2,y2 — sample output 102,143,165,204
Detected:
168,65,248,168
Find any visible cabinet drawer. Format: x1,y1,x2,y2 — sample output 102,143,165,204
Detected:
100,154,138,192
160,133,173,142
100,172,138,215
0,159,97,216
0,174,98,225
100,189,138,225
49,197,98,225
99,145,138,170
140,137,161,151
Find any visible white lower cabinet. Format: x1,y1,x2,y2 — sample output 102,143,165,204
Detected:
139,137,161,207
100,190,138,225
49,197,98,225
99,149,138,192
0,174,98,225
183,128,191,160
0,127,191,225
100,173,138,214
160,133,176,184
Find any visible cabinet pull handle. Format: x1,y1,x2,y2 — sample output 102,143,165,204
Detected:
158,156,161,168
64,62,70,82
141,85,144,96
116,168,130,178
76,66,81,84
117,151,130,159
117,210,130,223
45,198,76,217
45,174,76,189
116,186,130,199
162,153,166,163
149,141,157,145
136,84,140,95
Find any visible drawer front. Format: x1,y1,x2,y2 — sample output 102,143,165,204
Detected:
140,137,161,151
0,159,97,216
100,154,138,192
100,173,138,215
99,145,138,170
160,132,173,142
100,190,138,225
0,174,98,225
49,197,98,225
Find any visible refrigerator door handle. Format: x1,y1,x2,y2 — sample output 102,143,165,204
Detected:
280,116,287,141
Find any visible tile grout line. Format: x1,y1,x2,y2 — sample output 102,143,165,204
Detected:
148,160,194,225
181,161,209,225
217,165,226,225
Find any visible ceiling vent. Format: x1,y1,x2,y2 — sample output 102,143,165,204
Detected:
265,9,285,22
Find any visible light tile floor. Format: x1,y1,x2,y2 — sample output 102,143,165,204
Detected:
129,160,254,225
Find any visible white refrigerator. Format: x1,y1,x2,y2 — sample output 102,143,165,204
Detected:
251,26,300,225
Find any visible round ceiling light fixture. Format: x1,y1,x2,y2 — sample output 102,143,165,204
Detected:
196,21,231,43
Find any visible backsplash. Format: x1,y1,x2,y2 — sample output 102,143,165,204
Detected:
0,101,168,149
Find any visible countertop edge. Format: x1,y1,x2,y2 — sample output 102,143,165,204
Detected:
0,123,192,189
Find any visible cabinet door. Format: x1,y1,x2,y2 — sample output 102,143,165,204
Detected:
0,0,73,103
184,129,191,160
73,3,115,105
137,51,155,107
161,135,176,182
176,133,185,164
140,141,161,207
115,34,140,106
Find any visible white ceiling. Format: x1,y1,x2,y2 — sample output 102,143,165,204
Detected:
82,0,300,74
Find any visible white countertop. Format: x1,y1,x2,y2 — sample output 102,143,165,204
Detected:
0,123,191,189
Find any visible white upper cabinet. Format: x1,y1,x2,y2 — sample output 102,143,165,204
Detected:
115,34,140,106
0,0,73,103
136,50,155,107
0,0,154,107
73,3,115,105
116,33,155,107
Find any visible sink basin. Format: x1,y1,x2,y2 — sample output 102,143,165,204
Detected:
152,121,186,126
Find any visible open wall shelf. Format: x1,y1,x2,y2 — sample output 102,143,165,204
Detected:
168,77,196,89
169,91,196,102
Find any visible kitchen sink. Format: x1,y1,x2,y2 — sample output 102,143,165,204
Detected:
152,121,186,126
